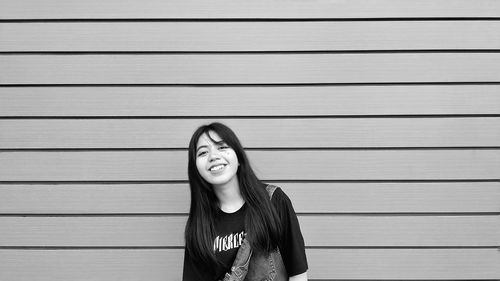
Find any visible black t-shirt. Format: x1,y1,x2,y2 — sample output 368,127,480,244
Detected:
213,202,247,269
182,186,308,280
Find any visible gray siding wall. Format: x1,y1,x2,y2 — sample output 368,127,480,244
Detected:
1,1,499,280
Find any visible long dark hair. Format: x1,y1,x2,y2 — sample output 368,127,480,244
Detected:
185,122,281,271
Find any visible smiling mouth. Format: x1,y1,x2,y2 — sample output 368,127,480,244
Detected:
209,164,226,172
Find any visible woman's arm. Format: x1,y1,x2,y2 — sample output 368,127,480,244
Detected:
289,271,308,281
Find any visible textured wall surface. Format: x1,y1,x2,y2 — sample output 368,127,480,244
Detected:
1,0,499,280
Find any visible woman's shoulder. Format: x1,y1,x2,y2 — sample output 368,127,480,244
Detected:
262,183,291,205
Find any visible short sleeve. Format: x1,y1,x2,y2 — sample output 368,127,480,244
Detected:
271,187,308,276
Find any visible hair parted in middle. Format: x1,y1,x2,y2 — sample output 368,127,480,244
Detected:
185,122,281,272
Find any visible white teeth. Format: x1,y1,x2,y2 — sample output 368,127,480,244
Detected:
209,164,225,171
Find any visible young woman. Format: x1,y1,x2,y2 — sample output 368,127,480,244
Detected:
182,122,308,281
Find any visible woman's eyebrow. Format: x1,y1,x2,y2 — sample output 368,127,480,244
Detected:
196,145,208,152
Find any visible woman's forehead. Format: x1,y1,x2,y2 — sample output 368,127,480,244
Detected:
196,131,223,147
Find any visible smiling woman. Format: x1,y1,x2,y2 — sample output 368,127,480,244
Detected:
183,122,308,281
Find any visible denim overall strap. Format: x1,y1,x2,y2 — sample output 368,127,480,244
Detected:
265,184,278,199
221,238,253,281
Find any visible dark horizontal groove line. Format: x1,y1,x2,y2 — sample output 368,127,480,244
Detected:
3,50,500,55
308,279,500,281
0,246,497,250
1,147,500,152
2,82,500,88
267,179,500,183
259,147,500,151
298,212,500,216
0,180,187,184
2,114,500,120
310,279,498,281
1,212,499,217
2,17,500,23
306,246,499,249
0,213,188,217
0,246,183,250
1,179,498,185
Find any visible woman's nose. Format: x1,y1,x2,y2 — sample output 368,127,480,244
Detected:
208,149,221,161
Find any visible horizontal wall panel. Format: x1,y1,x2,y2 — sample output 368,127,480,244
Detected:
0,249,184,281
0,249,498,280
301,216,500,247
1,0,499,19
306,249,500,279
1,183,499,214
3,53,500,84
2,21,500,52
1,150,499,181
285,182,500,214
1,216,498,247
0,184,190,214
2,85,500,117
0,216,185,247
2,118,499,149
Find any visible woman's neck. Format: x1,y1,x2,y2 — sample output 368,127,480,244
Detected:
213,178,245,213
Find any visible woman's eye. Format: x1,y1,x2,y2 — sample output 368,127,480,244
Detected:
197,151,208,157
219,145,229,150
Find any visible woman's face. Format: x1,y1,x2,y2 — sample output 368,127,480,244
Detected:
195,131,239,188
